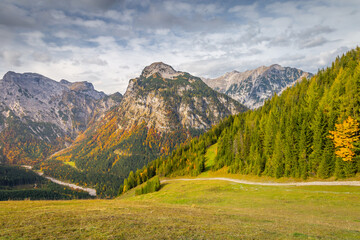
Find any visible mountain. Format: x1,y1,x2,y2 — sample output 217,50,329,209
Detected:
0,71,122,165
122,48,360,192
203,64,312,109
44,62,247,197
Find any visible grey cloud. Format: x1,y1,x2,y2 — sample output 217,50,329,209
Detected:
299,25,335,38
133,2,227,32
119,65,130,69
82,58,108,66
0,2,34,28
32,52,52,62
318,46,350,67
16,0,122,12
228,2,259,19
266,24,335,49
1,51,22,66
300,36,329,49
268,35,291,47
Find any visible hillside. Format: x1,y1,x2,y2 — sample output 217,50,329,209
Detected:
1,179,359,239
122,48,360,192
203,64,312,109
0,72,122,165
42,62,247,197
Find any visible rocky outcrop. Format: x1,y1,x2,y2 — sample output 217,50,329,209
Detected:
203,64,312,109
0,71,122,164
118,63,245,132
141,62,181,79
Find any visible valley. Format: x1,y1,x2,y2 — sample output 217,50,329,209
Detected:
22,165,96,196
1,1,359,239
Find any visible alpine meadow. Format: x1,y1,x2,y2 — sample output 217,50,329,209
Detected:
1,0,360,239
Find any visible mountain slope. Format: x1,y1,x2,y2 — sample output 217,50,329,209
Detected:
203,64,312,109
45,62,247,196
0,72,122,165
123,47,360,192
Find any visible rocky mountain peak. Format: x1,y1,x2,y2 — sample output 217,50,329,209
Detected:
60,79,71,85
269,64,282,69
141,62,180,78
203,65,312,109
3,71,53,84
2,71,16,80
70,81,95,92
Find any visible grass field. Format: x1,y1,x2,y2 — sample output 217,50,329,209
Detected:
1,179,360,239
204,143,217,171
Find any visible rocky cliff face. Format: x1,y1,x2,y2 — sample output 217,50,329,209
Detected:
0,71,122,164
203,64,312,109
50,62,247,184
117,62,244,132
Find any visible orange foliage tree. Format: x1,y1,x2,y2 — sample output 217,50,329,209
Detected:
329,116,359,161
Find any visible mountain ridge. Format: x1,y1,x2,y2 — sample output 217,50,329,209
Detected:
0,71,122,165
44,62,247,196
203,64,312,109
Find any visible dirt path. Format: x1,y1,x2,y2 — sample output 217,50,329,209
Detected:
22,165,97,196
161,177,360,186
42,175,97,196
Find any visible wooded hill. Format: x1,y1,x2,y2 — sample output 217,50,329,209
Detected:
122,47,360,193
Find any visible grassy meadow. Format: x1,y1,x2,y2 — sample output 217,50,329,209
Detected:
1,178,360,239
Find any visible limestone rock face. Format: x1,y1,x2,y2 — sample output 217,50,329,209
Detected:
141,62,181,79
118,65,245,132
0,71,122,164
203,65,312,109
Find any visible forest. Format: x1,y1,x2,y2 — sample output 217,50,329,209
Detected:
0,165,93,200
122,47,360,193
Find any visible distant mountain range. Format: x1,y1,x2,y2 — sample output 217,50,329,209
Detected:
0,71,121,165
203,64,312,109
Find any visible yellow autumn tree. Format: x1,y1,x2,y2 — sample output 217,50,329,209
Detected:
329,116,359,161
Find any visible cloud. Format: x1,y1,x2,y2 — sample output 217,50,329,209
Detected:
318,46,350,66
228,2,259,19
300,25,335,37
81,58,108,66
0,0,359,94
0,2,34,28
1,51,22,66
32,52,52,62
299,36,329,49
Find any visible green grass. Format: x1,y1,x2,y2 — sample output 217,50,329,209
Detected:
1,179,360,239
204,143,217,171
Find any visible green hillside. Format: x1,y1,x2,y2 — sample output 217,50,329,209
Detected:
122,47,360,193
1,179,359,239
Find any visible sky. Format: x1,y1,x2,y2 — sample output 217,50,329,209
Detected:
0,0,359,94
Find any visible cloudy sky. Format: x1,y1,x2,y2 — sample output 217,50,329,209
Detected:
0,0,359,94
